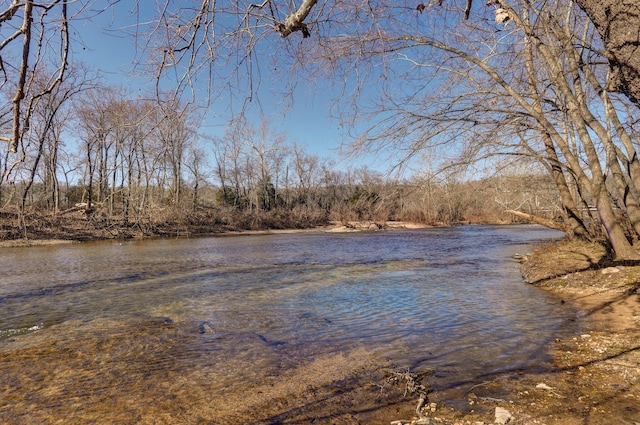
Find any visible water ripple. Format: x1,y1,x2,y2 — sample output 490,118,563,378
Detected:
0,225,572,395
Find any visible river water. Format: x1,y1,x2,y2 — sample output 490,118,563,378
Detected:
0,225,576,423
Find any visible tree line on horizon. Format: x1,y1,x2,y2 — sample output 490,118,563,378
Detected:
0,82,559,239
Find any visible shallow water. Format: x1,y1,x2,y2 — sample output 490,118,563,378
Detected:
0,225,576,423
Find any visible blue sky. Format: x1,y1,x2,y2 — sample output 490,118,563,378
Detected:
68,2,391,174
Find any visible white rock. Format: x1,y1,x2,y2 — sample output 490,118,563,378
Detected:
536,383,554,391
494,406,512,424
601,267,620,274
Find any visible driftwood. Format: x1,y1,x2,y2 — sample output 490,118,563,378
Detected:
58,203,94,216
506,210,566,232
385,368,434,425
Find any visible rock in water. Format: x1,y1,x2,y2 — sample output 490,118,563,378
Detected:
198,321,215,334
495,406,512,424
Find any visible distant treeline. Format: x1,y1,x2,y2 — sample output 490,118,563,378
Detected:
0,88,560,239
0,168,560,240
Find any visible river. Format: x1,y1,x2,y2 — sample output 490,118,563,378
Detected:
0,225,576,424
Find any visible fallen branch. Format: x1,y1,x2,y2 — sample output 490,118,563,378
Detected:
506,210,566,232
58,203,94,216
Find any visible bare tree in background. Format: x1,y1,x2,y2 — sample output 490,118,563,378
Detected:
0,0,70,153
17,67,88,215
151,101,195,206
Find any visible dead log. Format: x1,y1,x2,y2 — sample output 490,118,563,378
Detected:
506,210,566,232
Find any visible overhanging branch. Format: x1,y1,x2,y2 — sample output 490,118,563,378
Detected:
274,0,317,38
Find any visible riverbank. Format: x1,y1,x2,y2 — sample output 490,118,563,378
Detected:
0,218,430,248
407,239,640,425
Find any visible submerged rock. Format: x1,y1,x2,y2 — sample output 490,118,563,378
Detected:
256,333,286,347
198,321,215,334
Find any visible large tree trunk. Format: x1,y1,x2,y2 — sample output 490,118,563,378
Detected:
521,15,590,239
574,0,640,107
542,135,590,239
594,187,640,260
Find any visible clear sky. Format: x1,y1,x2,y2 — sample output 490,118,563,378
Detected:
69,2,394,175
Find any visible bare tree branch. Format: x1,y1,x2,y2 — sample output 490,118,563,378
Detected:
10,0,34,153
274,0,317,38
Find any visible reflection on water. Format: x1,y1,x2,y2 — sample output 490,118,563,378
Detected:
0,225,575,423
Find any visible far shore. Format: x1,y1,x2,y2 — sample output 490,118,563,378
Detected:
0,220,434,248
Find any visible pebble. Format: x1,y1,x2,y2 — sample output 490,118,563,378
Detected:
494,406,512,424
600,267,620,274
535,383,554,391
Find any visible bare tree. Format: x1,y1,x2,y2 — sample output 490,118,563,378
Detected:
292,143,319,204
0,0,72,154
289,0,640,258
151,101,195,206
208,126,249,209
184,144,208,211
456,0,640,108
16,67,88,215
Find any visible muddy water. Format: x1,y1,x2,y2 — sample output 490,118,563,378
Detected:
0,225,576,424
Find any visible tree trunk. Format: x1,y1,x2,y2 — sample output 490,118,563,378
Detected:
50,137,60,213
542,135,589,238
21,136,45,213
574,0,640,107
594,186,640,260
521,15,590,239
86,141,95,214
